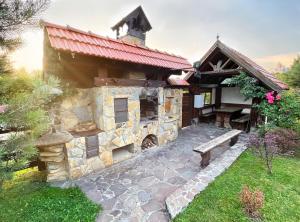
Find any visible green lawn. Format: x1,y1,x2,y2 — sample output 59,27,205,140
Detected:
174,151,300,222
0,168,101,222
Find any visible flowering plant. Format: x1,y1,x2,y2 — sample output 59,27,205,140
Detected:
265,91,281,104
230,72,300,132
248,132,279,174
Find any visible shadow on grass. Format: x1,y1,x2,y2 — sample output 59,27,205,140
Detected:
0,168,101,222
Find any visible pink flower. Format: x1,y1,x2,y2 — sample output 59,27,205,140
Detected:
268,99,274,104
276,95,281,100
0,105,7,113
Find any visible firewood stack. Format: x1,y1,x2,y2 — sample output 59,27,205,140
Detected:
141,136,157,150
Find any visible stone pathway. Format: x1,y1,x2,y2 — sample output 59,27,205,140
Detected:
74,124,247,222
165,140,247,218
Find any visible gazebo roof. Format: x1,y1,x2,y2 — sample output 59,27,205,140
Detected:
190,40,288,91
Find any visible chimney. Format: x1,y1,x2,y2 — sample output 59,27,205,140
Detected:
112,6,152,46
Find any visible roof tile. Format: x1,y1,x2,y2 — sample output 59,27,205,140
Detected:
43,22,192,71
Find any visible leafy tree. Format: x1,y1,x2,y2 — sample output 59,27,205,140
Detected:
0,0,51,187
0,74,60,186
285,56,300,88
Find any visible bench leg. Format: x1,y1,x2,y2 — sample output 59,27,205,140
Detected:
215,114,222,127
224,115,232,129
230,135,239,146
200,151,211,168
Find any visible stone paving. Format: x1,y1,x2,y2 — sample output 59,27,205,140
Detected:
74,124,247,222
165,139,248,218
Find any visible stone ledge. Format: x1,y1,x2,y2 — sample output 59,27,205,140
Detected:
36,131,73,147
165,143,247,219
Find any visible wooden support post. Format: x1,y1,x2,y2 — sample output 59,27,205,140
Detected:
223,115,232,129
230,135,239,146
200,151,211,168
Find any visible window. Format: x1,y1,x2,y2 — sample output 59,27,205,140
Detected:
114,98,128,123
85,135,99,158
203,92,212,105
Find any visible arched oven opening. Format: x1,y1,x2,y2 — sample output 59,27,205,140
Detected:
141,134,158,150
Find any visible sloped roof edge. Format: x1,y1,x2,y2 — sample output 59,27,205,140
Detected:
192,40,288,91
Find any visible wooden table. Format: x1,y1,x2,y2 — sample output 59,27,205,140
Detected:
215,107,243,128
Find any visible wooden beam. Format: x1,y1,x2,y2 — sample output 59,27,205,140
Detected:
209,62,215,70
200,67,243,75
94,77,166,87
220,58,231,69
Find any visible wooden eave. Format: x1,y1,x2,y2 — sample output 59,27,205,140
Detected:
94,77,166,87
194,40,285,92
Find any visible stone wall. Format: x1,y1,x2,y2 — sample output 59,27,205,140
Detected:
46,86,183,180
52,89,95,132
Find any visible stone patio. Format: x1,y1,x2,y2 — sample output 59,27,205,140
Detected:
74,124,248,222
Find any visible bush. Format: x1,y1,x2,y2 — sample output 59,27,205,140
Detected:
258,90,300,132
240,185,264,219
0,74,60,187
270,128,300,154
248,132,279,174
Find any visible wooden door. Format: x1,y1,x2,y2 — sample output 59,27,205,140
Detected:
182,93,194,127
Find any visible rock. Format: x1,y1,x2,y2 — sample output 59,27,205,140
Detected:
69,148,84,158
138,191,151,203
100,151,113,166
87,157,105,171
69,167,83,179
39,151,62,157
41,145,63,153
39,154,64,162
112,136,124,147
36,132,73,147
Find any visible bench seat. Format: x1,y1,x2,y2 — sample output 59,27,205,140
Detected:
201,112,216,118
193,129,242,167
232,114,250,123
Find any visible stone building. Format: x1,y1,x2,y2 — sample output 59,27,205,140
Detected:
38,6,192,181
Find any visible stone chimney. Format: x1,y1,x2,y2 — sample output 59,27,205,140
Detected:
112,6,152,46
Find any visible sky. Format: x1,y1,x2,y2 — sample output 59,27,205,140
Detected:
11,0,300,72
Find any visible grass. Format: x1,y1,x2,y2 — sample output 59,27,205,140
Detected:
174,151,300,222
0,168,101,222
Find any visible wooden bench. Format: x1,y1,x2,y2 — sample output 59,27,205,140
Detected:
232,114,250,123
231,114,250,131
202,112,216,118
193,129,242,168
199,105,216,123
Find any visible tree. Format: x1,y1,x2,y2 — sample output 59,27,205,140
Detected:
0,74,60,187
0,0,50,74
285,56,300,88
0,0,51,187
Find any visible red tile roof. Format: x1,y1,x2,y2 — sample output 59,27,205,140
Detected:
168,76,190,86
42,21,192,71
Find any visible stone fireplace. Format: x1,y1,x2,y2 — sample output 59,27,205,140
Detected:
39,86,182,181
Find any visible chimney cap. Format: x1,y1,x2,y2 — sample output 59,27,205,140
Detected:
112,6,152,38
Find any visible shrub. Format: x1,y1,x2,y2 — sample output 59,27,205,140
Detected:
270,128,300,154
240,186,264,219
248,132,279,174
258,90,300,132
0,74,60,187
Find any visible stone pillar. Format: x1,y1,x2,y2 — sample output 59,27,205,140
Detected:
36,132,73,182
